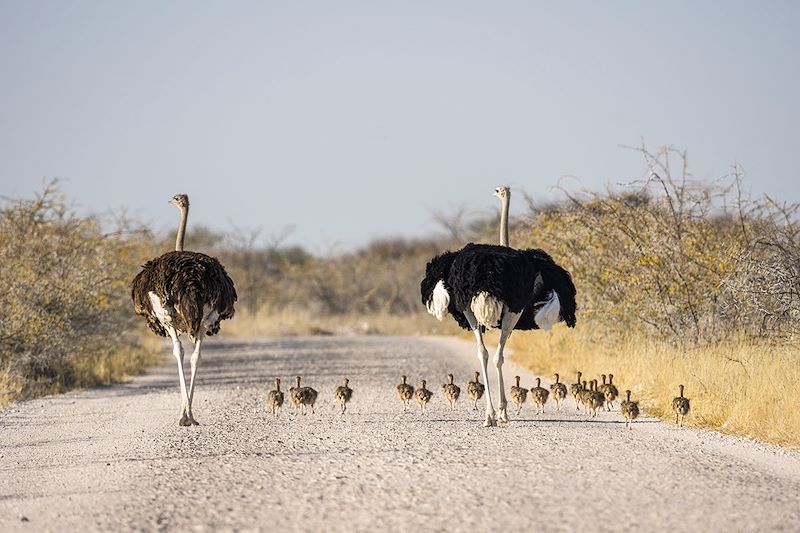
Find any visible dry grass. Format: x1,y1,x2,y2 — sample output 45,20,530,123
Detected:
0,339,163,407
222,307,462,338
508,322,800,448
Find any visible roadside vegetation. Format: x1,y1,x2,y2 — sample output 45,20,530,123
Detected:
3,145,799,449
507,146,800,448
0,182,160,405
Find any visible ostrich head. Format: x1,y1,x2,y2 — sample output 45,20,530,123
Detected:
493,186,510,200
169,194,189,210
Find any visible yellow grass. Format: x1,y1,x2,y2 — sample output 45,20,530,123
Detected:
222,307,462,338
0,339,163,407
508,323,800,449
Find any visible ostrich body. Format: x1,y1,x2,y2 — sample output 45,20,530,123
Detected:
509,375,528,415
397,375,415,412
467,371,485,411
578,380,592,410
298,379,319,415
334,378,353,415
530,377,549,414
570,371,583,410
442,373,461,410
421,245,576,426
604,374,619,411
416,380,433,414
131,194,236,426
421,187,576,427
550,373,568,411
673,384,690,427
267,378,284,417
620,390,640,430
587,380,605,417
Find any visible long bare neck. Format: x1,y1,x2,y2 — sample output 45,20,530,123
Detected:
175,206,188,251
499,193,510,246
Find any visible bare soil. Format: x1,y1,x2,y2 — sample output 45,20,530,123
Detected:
1,336,799,532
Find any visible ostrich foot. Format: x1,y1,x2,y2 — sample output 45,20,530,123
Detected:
498,405,509,424
483,413,497,427
179,412,200,426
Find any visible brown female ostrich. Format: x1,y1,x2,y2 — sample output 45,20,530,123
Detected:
131,194,236,426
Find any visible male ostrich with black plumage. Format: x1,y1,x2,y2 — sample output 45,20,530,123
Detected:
132,194,236,426
421,187,576,427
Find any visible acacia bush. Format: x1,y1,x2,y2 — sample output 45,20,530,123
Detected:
0,183,155,402
513,146,799,345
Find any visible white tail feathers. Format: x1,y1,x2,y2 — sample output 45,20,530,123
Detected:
427,280,450,321
534,291,561,331
471,292,503,328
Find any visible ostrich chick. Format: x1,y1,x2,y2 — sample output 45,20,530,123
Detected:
550,373,568,411
570,371,583,410
620,389,640,430
442,373,461,410
397,375,415,412
672,384,691,427
297,377,318,415
334,378,353,415
604,373,619,411
416,380,433,414
290,376,304,412
510,375,528,415
267,377,284,417
587,380,605,418
467,371,485,411
530,377,550,415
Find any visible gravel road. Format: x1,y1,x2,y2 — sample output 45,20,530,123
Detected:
2,336,799,532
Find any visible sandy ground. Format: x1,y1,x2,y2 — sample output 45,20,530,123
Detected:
1,335,799,532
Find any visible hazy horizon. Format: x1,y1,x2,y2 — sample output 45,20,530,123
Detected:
2,2,799,253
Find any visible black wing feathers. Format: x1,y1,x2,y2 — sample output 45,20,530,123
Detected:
131,251,236,338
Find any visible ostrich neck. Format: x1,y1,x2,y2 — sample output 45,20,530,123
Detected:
499,195,510,246
175,206,188,252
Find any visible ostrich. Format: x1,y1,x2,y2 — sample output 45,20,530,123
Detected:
530,377,549,415
290,376,304,412
415,380,433,414
421,190,576,427
587,380,605,417
334,378,353,415
509,375,528,415
267,377,284,417
550,373,568,411
620,390,640,430
570,371,583,410
673,384,691,427
397,375,414,412
467,371,485,411
604,374,619,411
132,194,236,426
442,373,461,409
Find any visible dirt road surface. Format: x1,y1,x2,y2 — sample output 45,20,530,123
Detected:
2,336,799,532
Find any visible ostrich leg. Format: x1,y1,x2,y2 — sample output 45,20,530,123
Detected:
186,335,204,425
494,310,521,424
167,328,191,426
464,310,495,427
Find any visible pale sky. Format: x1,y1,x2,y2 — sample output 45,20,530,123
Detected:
2,1,799,253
